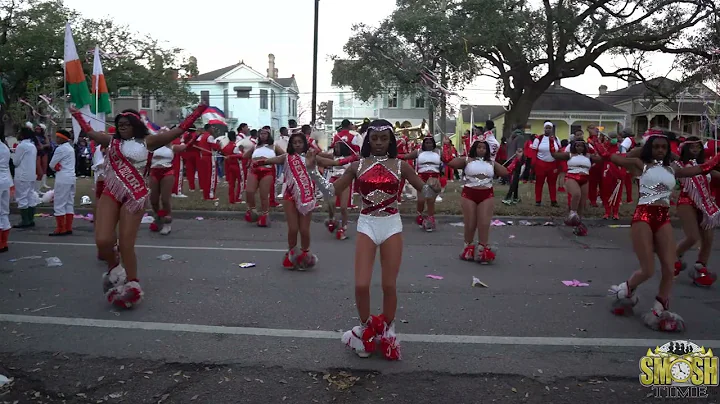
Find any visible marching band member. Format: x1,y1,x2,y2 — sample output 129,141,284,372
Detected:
600,132,625,220
181,129,199,192
48,130,76,236
243,129,285,227
221,131,244,204
586,124,603,207
619,129,636,203
149,130,187,235
673,136,718,287
401,134,446,231
195,124,220,201
255,132,322,269
603,130,720,331
324,141,355,239
12,127,38,229
170,134,185,197
236,123,252,198
551,137,602,235
530,122,560,207
306,119,440,360
450,133,517,262
71,104,207,309
0,133,12,253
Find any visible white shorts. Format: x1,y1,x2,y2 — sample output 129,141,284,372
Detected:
357,214,403,246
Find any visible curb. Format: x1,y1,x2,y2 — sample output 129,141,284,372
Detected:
11,206,675,227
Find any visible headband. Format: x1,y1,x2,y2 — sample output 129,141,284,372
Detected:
55,132,70,142
119,111,141,120
643,129,666,139
679,139,702,150
544,121,553,128
368,125,393,133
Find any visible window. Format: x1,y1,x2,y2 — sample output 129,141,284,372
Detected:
387,91,398,108
223,90,229,115
260,90,268,109
200,91,210,105
271,90,276,111
415,95,425,109
141,93,151,109
118,88,132,98
236,90,250,98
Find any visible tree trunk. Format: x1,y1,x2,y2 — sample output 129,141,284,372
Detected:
501,95,535,140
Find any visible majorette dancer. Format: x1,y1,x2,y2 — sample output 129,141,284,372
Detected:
48,130,76,236
307,119,440,360
551,136,602,235
12,127,38,229
672,136,719,287
0,132,12,253
602,129,720,331
181,128,199,192
255,132,324,269
400,133,446,232
450,132,518,263
70,104,207,309
148,130,187,235
322,120,362,239
243,129,285,226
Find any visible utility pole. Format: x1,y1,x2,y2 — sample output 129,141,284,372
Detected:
440,59,447,135
311,0,320,127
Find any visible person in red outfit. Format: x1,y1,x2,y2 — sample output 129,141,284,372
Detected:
586,124,602,206
442,137,458,181
599,132,625,219
619,129,636,203
461,130,471,156
181,128,199,192
170,136,184,196
194,124,221,201
530,122,560,206
221,131,244,204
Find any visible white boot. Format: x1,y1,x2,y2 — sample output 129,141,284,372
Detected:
608,281,638,315
41,174,50,189
160,224,171,235
341,321,375,358
642,299,685,332
102,264,127,294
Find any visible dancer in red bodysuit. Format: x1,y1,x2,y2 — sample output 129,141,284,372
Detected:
602,130,720,331
244,129,285,226
71,103,207,308
307,119,439,360
672,136,719,287
195,125,220,201
221,132,244,204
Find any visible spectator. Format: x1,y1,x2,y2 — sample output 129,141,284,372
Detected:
75,137,92,177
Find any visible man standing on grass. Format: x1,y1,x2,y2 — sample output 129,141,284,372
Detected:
503,124,528,205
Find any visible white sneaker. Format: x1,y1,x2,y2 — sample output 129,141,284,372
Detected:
435,195,443,202
341,324,374,358
172,193,188,198
160,224,171,235
102,265,127,294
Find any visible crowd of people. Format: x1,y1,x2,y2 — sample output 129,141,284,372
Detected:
1,106,718,361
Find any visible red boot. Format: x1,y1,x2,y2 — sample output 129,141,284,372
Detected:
674,260,686,277
325,219,337,233
0,229,9,253
49,215,66,236
64,213,74,235
460,243,475,261
257,212,269,227
282,248,297,270
336,226,348,240
690,263,717,287
415,213,424,226
245,209,258,223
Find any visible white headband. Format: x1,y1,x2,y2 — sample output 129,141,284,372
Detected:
544,121,553,128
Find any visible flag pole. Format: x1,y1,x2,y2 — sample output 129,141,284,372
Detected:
63,56,68,131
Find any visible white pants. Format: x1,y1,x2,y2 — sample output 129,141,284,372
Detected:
15,180,37,209
0,188,10,230
53,183,76,216
357,214,403,246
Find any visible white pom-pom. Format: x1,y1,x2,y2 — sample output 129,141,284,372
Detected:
41,190,55,204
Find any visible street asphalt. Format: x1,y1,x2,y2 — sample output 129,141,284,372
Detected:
1,216,719,403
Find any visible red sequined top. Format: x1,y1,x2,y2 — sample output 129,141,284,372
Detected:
356,158,402,216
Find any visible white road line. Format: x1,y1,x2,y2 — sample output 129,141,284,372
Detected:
9,241,285,252
2,314,718,348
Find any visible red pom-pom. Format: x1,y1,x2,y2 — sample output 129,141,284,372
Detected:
381,336,401,361
149,222,160,232
369,314,387,335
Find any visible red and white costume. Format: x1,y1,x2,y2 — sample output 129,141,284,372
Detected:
181,131,199,191
458,157,497,263
620,136,635,202
170,137,183,195
600,142,625,219
530,131,560,205
149,144,175,234
415,149,442,231
587,133,603,206
221,139,243,204
194,131,218,200
279,152,319,269
245,144,276,226
563,152,592,230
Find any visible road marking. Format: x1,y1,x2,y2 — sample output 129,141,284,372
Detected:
9,241,285,253
2,314,718,348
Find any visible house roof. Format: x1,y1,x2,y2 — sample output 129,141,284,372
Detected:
532,85,624,112
631,100,710,116
596,77,718,105
191,63,297,90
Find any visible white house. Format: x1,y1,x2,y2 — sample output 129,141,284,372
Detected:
187,54,299,132
329,89,430,130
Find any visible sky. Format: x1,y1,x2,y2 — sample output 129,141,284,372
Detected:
63,0,682,114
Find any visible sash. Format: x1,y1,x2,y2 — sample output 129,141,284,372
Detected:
104,138,149,213
285,153,315,215
678,161,720,229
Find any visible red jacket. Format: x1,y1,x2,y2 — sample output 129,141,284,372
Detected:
221,142,239,164
194,132,218,158
332,129,361,153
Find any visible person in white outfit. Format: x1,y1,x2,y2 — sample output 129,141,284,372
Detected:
0,133,13,252
48,130,76,236
12,127,38,228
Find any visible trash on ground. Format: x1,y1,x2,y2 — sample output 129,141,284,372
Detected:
238,263,256,268
472,277,488,288
195,217,204,220
508,234,516,239
80,195,92,205
45,257,62,267
141,216,154,224
34,213,51,218
518,220,533,226
31,305,56,312
449,222,464,227
490,219,506,226
157,254,173,261
562,279,590,287
425,275,444,280
542,221,555,226
8,255,42,262
0,374,11,386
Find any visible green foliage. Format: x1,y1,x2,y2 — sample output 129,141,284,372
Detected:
0,0,198,126
331,0,480,103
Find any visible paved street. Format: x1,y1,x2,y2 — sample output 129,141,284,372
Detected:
1,216,719,403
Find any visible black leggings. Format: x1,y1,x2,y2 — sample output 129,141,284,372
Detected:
505,157,524,199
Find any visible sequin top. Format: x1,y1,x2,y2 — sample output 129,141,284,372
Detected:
252,145,276,167
417,151,441,173
151,146,174,168
120,139,149,171
638,163,675,205
356,157,402,216
567,154,592,175
464,158,494,188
